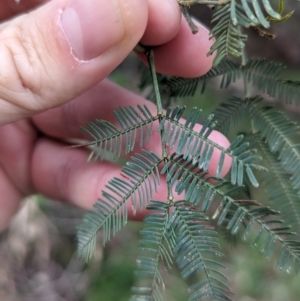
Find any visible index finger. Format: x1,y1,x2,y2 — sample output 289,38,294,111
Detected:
138,18,215,78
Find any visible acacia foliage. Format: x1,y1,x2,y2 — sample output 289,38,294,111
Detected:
75,1,300,300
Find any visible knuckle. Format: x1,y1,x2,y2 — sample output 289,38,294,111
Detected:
0,19,56,113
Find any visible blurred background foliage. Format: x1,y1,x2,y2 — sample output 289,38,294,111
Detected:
1,3,300,300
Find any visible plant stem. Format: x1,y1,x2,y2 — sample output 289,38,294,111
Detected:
147,50,163,114
180,5,198,34
147,50,174,203
241,42,251,99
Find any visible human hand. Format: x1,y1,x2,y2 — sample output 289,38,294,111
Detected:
0,0,231,230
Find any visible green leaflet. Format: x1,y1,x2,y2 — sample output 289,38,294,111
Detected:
169,201,233,301
131,201,172,301
217,200,300,274
248,97,300,192
275,80,300,105
77,150,162,261
162,154,300,274
78,105,157,161
213,96,248,135
266,0,294,24
75,0,300,295
208,0,285,64
252,134,300,230
243,59,300,105
161,107,266,187
218,185,252,245
157,60,241,98
209,4,250,65
144,59,300,106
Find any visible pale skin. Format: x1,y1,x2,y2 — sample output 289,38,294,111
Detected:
0,0,231,231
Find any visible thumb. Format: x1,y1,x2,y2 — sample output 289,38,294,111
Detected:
0,0,148,125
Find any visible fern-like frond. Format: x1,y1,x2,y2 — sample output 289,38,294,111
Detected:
243,58,284,91
160,106,266,186
213,96,248,135
252,134,300,230
240,0,281,28
209,4,250,65
243,59,300,105
159,60,241,98
248,96,300,192
218,184,252,246
266,0,294,24
141,59,300,105
163,156,300,274
268,79,300,105
78,105,157,161
215,199,300,274
131,201,172,301
161,154,228,208
218,207,245,246
169,201,233,301
77,150,162,261
162,77,199,98
162,154,238,209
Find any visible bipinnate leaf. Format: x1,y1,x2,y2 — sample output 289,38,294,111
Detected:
252,134,300,230
131,201,172,301
160,107,266,187
163,154,300,274
243,59,300,105
169,201,233,301
248,97,300,193
78,105,157,161
77,150,162,261
209,4,250,65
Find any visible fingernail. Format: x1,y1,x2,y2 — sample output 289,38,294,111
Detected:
61,0,123,61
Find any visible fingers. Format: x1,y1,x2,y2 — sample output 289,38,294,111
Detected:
31,139,119,210
32,80,157,140
0,0,181,45
0,0,149,125
140,0,182,46
32,79,164,162
138,19,215,77
0,0,214,126
153,19,215,77
32,80,231,177
0,121,37,195
31,139,169,220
